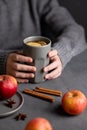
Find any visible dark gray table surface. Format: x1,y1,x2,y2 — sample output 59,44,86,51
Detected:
0,49,87,130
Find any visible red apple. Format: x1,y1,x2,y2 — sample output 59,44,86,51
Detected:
0,75,18,99
62,90,87,115
25,117,53,130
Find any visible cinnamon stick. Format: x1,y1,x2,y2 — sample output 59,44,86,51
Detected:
34,86,62,96
23,89,55,102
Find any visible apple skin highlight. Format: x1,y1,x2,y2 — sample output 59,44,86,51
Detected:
62,90,87,115
0,75,18,99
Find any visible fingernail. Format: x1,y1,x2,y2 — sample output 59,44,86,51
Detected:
44,68,47,72
45,75,48,79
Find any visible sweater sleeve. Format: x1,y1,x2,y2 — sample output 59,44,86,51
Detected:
0,50,16,74
0,51,9,74
53,24,87,68
39,0,87,68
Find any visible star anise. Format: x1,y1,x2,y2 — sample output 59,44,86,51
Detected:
15,113,27,121
6,98,16,108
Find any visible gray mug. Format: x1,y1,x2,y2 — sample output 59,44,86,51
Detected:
23,36,51,83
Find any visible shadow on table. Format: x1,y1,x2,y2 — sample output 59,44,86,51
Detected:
46,103,76,117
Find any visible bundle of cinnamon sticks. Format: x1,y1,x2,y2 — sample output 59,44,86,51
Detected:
23,86,62,102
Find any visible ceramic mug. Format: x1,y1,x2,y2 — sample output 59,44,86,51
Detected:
23,36,51,83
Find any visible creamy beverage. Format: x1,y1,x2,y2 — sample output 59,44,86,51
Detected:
26,41,47,47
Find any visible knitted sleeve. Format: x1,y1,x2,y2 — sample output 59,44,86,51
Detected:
38,0,87,68
0,52,9,74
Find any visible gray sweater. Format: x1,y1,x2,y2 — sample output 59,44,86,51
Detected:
0,0,87,74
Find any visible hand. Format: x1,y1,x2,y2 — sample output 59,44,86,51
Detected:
44,49,63,80
6,52,36,83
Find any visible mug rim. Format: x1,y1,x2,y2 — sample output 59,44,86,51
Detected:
23,36,51,48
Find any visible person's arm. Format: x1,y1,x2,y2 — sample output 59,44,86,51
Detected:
39,0,87,68
0,51,10,74
53,24,87,68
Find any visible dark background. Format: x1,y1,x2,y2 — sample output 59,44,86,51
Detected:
59,0,87,39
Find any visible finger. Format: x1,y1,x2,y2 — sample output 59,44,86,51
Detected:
16,78,29,83
45,67,62,80
48,49,58,57
11,70,35,79
12,62,36,72
44,60,58,72
12,53,33,63
7,69,35,83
